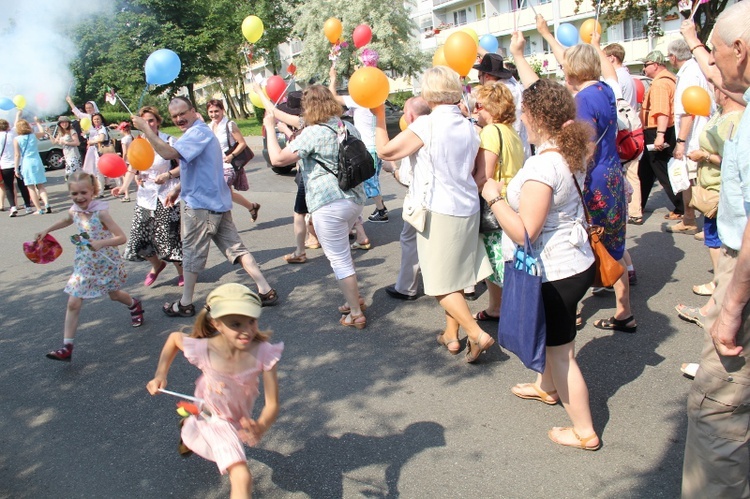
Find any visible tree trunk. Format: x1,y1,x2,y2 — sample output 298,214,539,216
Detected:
219,81,240,120
186,83,196,109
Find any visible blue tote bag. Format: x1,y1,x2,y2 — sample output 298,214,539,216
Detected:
498,232,547,373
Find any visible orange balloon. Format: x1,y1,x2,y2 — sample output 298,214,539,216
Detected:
432,46,448,67
681,86,711,117
348,67,390,109
128,137,156,171
579,19,602,44
399,115,407,131
324,18,343,44
443,31,477,77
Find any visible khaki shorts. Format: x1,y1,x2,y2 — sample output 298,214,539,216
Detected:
181,205,248,273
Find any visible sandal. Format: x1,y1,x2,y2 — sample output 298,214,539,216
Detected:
340,312,366,330
284,252,307,264
259,289,279,307
249,203,261,222
692,282,715,296
511,383,559,405
628,216,644,225
465,332,495,363
664,211,683,220
338,298,367,314
548,427,601,451
351,240,372,250
675,304,706,329
144,261,167,287
162,300,195,318
593,315,637,333
121,197,131,203
474,310,499,322
129,298,144,327
305,241,321,250
436,333,460,355
576,311,584,330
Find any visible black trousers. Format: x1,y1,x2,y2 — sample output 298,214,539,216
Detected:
1,168,31,208
639,126,683,215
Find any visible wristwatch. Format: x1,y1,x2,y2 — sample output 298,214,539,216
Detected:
676,138,686,144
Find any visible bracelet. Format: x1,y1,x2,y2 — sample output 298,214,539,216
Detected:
168,171,173,179
487,195,504,207
690,44,707,54
656,130,666,135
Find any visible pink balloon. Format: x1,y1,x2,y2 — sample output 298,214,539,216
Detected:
353,24,373,49
35,92,48,109
265,75,287,104
98,153,127,178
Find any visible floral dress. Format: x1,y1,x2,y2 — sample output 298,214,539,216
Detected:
64,201,127,298
576,82,627,261
180,337,284,474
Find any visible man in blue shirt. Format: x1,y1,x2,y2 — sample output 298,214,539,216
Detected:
680,4,750,497
132,97,278,315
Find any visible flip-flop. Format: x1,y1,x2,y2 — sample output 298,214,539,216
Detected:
436,334,460,355
249,203,261,222
474,310,499,322
675,304,706,329
511,383,559,405
144,261,167,287
593,315,637,333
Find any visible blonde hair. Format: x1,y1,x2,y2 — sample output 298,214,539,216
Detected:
67,171,100,196
189,307,271,342
301,85,343,125
564,44,601,83
139,106,163,126
474,81,516,125
16,120,32,135
421,66,463,105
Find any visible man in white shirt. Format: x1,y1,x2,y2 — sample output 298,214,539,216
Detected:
666,39,713,235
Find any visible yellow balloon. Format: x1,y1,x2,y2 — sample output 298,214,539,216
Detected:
13,95,26,110
242,16,264,43
399,115,407,131
324,18,343,44
579,19,602,44
250,90,266,109
460,27,480,47
432,46,448,67
80,117,92,131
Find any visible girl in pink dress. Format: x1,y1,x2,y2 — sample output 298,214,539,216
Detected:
147,283,282,499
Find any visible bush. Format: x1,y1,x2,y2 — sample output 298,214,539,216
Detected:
252,105,264,125
388,90,413,109
101,112,131,126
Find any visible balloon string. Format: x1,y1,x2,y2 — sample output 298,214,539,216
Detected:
528,0,538,17
115,93,133,115
595,0,602,26
136,86,149,111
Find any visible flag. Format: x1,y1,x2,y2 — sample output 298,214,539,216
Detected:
105,88,117,106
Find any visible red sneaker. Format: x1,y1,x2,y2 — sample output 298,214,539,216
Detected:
46,343,73,361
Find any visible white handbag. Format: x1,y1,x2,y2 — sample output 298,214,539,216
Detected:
401,118,433,232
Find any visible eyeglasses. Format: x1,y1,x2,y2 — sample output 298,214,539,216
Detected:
474,102,484,111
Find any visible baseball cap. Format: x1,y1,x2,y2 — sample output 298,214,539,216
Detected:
640,51,666,66
205,283,262,319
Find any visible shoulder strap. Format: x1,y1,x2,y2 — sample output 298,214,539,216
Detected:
571,174,592,226
225,121,236,147
0,133,6,157
493,124,504,164
312,123,342,178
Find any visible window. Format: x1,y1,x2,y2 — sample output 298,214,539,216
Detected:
542,38,551,53
524,36,532,56
418,15,433,30
290,40,303,54
453,9,467,26
538,0,551,4
623,15,647,41
475,3,485,19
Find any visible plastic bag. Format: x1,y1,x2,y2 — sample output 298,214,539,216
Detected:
667,157,690,194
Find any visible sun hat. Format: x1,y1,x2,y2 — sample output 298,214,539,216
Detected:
58,116,71,123
277,91,302,116
473,53,513,79
205,283,262,319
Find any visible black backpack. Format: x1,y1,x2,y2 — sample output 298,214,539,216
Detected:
314,123,375,191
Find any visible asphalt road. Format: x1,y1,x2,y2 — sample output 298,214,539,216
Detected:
1,144,709,498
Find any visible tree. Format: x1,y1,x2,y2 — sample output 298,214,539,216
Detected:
578,0,732,42
291,0,429,85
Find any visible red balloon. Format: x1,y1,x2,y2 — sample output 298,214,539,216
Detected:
353,24,373,49
633,77,645,104
265,75,287,104
98,153,127,178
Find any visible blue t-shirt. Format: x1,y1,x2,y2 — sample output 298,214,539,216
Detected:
173,120,232,212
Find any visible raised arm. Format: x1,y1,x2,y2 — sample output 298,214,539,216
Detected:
372,104,423,161
509,31,539,88
536,15,566,66
263,110,301,167
590,31,618,84
131,115,180,160
329,62,347,105
252,83,302,129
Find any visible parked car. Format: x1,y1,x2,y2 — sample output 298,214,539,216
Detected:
35,121,65,171
261,100,404,175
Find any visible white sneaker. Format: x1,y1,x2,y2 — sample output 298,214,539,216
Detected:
681,363,699,378
9,207,18,217
25,207,34,214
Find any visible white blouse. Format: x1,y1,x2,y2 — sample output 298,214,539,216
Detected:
408,105,481,217
502,142,595,282
136,132,179,211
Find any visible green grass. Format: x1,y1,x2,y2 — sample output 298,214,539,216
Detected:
160,119,263,138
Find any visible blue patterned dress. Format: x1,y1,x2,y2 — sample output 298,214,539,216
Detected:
64,202,127,299
576,82,627,261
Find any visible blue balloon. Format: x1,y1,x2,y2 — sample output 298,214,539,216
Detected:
479,34,499,54
0,97,14,111
556,23,579,48
145,49,182,85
